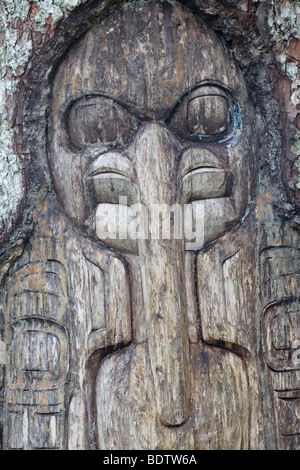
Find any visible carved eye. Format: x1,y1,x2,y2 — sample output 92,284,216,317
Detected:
187,95,229,136
67,96,137,150
167,86,232,142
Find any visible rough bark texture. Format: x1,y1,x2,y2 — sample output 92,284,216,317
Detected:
0,0,300,450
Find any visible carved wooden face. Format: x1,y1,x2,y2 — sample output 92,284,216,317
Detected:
48,1,255,429
49,0,254,251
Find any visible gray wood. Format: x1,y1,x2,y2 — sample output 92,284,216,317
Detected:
0,0,300,450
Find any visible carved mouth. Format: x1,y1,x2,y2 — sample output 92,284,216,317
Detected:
178,146,233,202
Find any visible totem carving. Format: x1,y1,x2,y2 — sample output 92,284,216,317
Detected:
0,0,299,450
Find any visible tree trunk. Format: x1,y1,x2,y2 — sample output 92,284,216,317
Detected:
0,0,300,450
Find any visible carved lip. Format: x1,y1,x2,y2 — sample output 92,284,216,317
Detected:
276,390,300,400
87,172,131,182
180,166,233,202
85,151,134,181
180,157,223,178
86,150,232,203
86,153,139,205
183,166,223,176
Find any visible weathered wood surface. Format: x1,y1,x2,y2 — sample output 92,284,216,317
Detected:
0,0,300,450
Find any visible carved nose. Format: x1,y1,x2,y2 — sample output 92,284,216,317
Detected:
133,123,190,426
